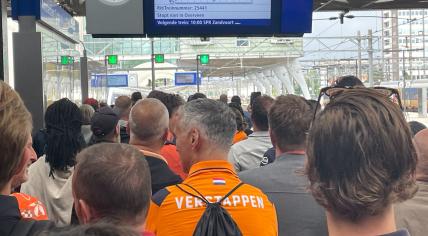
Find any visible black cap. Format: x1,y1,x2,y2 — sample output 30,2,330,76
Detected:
90,106,119,137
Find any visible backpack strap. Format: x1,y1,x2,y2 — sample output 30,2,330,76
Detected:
176,184,210,205
219,182,244,203
175,182,245,205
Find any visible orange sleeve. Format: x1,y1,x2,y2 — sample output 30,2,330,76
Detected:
145,201,160,234
11,193,49,221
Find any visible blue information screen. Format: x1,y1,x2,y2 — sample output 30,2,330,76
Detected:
144,0,313,37
91,74,128,88
155,0,271,27
175,72,199,86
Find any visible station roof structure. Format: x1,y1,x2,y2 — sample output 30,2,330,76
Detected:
313,0,428,11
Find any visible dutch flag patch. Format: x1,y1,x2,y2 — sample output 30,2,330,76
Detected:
212,178,226,185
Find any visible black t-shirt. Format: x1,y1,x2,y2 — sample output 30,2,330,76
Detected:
260,147,276,167
0,195,53,236
145,155,182,195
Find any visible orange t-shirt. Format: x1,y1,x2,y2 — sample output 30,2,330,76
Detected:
11,192,48,220
145,160,278,236
233,130,248,144
160,143,188,179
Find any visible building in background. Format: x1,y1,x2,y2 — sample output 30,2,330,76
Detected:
382,9,427,81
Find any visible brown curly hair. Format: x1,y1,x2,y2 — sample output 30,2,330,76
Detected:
306,88,417,221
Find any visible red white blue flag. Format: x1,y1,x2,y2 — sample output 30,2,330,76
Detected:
212,178,226,185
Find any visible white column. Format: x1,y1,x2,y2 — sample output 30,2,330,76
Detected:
255,72,272,96
248,74,265,94
286,59,311,99
263,69,282,96
421,87,427,117
273,65,295,94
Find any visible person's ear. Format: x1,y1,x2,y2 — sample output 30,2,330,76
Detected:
162,128,169,143
115,124,120,136
126,122,130,135
75,199,93,224
269,129,277,148
190,128,201,150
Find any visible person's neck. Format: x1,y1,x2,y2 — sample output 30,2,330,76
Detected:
277,145,306,157
327,206,397,236
191,147,229,165
252,125,268,133
130,140,162,154
0,182,12,195
120,116,129,121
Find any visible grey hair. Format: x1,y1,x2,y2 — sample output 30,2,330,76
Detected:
80,104,95,125
179,99,236,150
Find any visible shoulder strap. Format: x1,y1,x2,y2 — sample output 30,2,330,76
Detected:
10,220,36,236
219,182,244,203
175,182,245,205
176,184,210,205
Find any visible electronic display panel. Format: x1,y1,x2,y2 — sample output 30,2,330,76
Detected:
175,72,199,86
144,0,313,37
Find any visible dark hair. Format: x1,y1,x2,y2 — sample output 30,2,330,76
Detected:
231,95,241,105
250,95,274,131
334,75,364,87
305,99,319,114
408,121,427,137
0,82,32,190
45,98,84,176
73,143,151,226
250,92,262,108
269,95,311,151
306,89,417,221
37,222,140,236
147,90,166,100
148,91,185,118
230,107,244,132
187,93,207,102
228,102,244,116
131,92,143,105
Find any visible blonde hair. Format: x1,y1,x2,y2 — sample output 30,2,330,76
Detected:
0,81,32,190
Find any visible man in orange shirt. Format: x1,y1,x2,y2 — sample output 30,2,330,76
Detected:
145,99,278,236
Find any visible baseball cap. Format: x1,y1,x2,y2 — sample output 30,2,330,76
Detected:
90,106,119,138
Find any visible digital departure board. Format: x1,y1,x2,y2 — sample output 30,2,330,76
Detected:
154,0,271,27
87,0,313,37
143,0,313,37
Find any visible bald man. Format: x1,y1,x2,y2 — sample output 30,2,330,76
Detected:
129,98,182,195
395,128,428,236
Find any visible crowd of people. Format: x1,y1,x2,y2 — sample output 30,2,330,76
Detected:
0,75,426,236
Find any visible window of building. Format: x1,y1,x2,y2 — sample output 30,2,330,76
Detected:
385,39,390,46
236,37,250,47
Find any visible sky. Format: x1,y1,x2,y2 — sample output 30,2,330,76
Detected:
303,10,383,61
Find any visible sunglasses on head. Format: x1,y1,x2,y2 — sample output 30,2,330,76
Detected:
312,86,404,122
